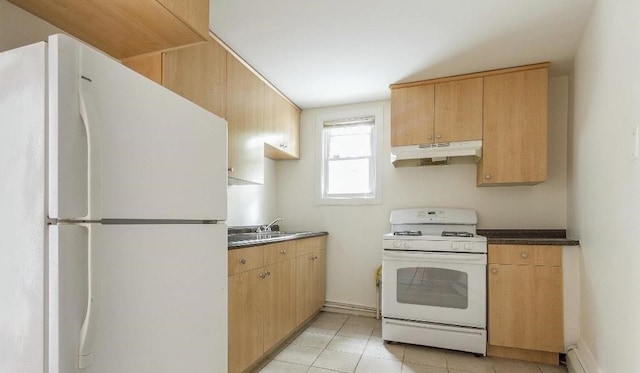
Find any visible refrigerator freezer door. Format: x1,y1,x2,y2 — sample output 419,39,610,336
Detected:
73,223,227,372
48,35,228,221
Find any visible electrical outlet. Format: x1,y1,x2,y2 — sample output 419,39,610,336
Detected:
633,126,640,161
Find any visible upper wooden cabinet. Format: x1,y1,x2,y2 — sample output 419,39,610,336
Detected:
390,77,482,146
264,88,300,160
9,0,209,59
226,54,266,184
163,39,227,119
478,67,548,186
391,84,434,146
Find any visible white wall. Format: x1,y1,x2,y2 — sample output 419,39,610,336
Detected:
276,77,569,308
569,0,640,372
227,158,278,226
0,1,64,52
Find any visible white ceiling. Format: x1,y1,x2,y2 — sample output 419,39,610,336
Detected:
209,0,595,109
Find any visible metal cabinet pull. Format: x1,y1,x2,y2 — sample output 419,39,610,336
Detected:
259,272,266,279
521,252,529,259
280,249,286,255
484,174,491,180
240,258,246,264
491,268,499,274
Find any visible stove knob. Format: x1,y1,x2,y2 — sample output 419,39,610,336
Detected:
451,242,460,250
464,243,473,251
403,241,412,249
393,241,402,248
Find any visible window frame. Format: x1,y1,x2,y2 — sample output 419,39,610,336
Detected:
315,106,383,205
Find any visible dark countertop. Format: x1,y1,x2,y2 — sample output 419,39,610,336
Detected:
227,230,328,249
477,229,580,246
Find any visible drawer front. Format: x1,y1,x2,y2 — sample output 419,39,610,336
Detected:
488,245,561,266
264,241,297,265
296,236,327,257
228,246,264,275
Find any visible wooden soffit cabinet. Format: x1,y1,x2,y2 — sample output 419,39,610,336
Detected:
8,0,209,59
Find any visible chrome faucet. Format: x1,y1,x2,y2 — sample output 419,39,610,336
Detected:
257,218,283,232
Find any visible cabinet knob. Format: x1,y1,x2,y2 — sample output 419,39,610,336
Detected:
484,174,491,180
280,249,286,255
228,167,235,173
491,268,499,274
521,252,529,259
436,133,442,139
427,135,433,140
259,272,266,279
266,270,271,276
240,258,246,264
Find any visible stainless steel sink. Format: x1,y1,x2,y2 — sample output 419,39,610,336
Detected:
227,231,312,244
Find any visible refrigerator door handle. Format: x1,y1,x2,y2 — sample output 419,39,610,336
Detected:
78,223,100,369
78,75,102,220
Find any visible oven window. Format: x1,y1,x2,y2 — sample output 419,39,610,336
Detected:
396,267,468,309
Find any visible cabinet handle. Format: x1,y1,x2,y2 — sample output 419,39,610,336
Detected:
266,270,271,276
240,258,246,264
484,174,491,180
427,135,433,140
280,249,286,255
259,272,266,279
436,133,441,139
491,268,499,274
228,167,234,173
521,252,529,259
309,256,315,261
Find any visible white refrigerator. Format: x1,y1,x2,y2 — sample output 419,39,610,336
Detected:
0,34,228,372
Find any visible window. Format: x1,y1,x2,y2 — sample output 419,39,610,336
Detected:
317,107,382,205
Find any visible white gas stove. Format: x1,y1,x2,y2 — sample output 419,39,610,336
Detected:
381,208,488,355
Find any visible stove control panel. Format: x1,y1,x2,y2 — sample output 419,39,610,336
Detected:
383,236,487,254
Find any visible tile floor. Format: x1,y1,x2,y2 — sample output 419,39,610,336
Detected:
252,312,568,373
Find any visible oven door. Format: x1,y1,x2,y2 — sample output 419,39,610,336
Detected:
382,249,486,328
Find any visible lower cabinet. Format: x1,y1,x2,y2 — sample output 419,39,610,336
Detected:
228,236,326,373
295,237,327,325
487,244,563,364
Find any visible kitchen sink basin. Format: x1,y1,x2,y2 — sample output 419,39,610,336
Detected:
227,231,313,244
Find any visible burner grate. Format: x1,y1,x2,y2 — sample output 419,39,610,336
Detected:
442,231,474,237
394,231,422,236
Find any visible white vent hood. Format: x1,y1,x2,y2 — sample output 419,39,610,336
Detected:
390,140,482,166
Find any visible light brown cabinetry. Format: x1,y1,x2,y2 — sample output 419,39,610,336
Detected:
163,39,227,118
8,0,209,59
264,88,300,159
390,77,483,147
226,54,266,184
295,236,327,325
228,237,325,373
477,67,548,186
487,244,563,364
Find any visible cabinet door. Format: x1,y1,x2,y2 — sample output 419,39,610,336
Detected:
391,84,435,146
263,259,296,352
488,263,563,352
478,68,548,186
228,268,264,373
313,249,327,311
295,252,315,325
264,91,300,160
163,39,227,118
434,78,483,143
121,53,163,84
226,54,265,184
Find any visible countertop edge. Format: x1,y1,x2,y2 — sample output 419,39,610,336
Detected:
228,231,328,249
477,229,580,246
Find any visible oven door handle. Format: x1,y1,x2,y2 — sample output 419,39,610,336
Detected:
383,250,487,264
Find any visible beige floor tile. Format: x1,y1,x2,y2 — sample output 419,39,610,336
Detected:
273,344,323,366
291,331,333,349
362,339,406,361
315,312,349,324
355,356,403,373
491,357,540,373
403,345,447,368
345,315,381,328
307,318,344,336
312,349,361,372
538,363,568,373
257,360,309,373
307,367,343,373
336,324,374,339
326,335,369,354
401,362,448,373
446,351,495,373
370,326,382,340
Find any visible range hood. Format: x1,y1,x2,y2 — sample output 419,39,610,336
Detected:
390,140,482,166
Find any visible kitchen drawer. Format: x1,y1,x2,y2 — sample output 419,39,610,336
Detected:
228,246,264,275
296,236,326,257
264,241,297,265
488,245,561,266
